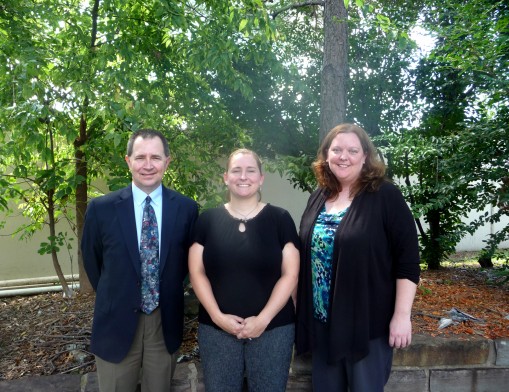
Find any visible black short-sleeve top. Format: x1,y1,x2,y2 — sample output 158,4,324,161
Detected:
193,204,300,330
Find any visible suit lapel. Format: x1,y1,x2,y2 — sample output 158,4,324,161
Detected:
160,186,177,272
115,186,141,277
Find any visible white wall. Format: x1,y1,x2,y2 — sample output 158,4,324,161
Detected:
455,204,509,251
0,209,75,281
261,171,309,227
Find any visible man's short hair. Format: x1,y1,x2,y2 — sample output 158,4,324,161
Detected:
126,129,170,157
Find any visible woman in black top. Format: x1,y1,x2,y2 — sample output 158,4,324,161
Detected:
295,124,420,392
189,148,300,392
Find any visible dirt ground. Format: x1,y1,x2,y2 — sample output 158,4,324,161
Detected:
0,255,508,380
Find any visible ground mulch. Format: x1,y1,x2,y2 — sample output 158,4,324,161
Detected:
0,256,508,380
0,291,199,380
412,264,509,339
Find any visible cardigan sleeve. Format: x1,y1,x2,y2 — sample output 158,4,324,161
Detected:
381,182,421,284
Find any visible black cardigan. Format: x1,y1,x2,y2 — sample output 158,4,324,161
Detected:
295,181,420,363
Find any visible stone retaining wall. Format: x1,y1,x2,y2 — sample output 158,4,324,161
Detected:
2,334,507,391
290,334,509,392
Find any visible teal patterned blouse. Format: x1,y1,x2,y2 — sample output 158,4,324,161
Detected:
311,206,348,322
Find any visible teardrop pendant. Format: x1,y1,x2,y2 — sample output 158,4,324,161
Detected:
238,221,246,232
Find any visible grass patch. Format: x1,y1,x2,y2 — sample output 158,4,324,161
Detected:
440,249,508,269
419,250,509,285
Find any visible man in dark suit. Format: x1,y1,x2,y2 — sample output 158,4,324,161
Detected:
82,129,199,392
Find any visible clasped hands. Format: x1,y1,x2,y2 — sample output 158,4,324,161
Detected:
216,313,269,340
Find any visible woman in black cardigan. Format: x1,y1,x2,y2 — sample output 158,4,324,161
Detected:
295,123,420,391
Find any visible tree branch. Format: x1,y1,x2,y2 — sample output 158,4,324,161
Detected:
90,0,100,49
272,1,325,19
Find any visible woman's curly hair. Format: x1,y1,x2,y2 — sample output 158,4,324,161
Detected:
312,123,386,199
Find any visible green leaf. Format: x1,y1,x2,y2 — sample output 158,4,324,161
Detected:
239,19,248,32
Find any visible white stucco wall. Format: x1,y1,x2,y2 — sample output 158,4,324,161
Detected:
0,209,75,281
260,171,309,226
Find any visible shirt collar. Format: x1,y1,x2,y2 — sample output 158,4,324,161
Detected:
131,183,163,208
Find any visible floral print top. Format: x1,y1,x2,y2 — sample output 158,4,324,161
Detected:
311,205,348,322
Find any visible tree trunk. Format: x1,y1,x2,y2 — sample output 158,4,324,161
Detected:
48,189,74,298
75,111,92,293
75,0,101,294
478,256,494,268
319,0,348,142
425,209,442,270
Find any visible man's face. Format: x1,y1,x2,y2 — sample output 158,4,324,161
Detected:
125,136,170,194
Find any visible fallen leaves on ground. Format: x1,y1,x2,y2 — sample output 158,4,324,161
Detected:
0,291,199,380
413,265,509,339
0,292,95,380
0,262,507,380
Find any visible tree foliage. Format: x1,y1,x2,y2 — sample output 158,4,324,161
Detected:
261,0,420,191
382,0,509,268
0,0,278,291
0,0,507,282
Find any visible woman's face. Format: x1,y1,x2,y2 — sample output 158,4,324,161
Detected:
224,153,264,199
326,132,367,186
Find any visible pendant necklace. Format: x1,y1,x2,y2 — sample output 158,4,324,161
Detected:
228,202,259,232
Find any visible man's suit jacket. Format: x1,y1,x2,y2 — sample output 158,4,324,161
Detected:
81,184,199,363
